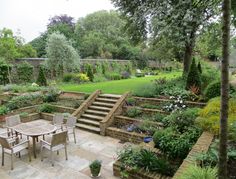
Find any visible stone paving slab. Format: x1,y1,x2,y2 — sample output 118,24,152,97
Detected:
0,120,122,179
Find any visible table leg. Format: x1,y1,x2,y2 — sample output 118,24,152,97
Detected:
32,137,37,158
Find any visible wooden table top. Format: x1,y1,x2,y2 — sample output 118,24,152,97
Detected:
13,120,57,137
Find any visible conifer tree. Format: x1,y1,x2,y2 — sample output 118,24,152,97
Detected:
36,66,47,86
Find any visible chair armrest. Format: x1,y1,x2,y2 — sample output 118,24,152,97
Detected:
13,139,29,148
40,139,51,146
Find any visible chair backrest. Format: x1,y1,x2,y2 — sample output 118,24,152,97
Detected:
66,116,77,128
0,136,11,149
5,115,21,127
53,114,64,125
51,130,67,147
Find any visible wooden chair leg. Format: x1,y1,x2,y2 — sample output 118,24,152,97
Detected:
18,152,21,158
28,142,31,162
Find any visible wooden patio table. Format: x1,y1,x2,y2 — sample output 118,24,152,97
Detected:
13,120,57,158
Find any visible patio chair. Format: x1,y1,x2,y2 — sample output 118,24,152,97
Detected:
63,116,77,143
5,115,22,138
52,114,64,131
0,136,31,170
40,130,68,166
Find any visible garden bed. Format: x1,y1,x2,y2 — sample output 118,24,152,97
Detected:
113,160,172,179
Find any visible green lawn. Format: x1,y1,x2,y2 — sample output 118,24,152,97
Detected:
59,71,182,94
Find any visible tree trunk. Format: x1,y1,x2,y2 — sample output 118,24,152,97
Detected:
183,43,193,76
183,28,197,76
219,0,231,178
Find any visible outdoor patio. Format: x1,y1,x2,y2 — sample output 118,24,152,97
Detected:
0,120,123,179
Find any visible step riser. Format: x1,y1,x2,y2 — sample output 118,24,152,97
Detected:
85,111,107,117
81,115,104,121
88,106,111,112
92,103,114,108
95,98,117,104
76,126,100,134
78,120,100,127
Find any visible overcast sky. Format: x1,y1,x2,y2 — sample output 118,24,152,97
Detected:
0,0,115,43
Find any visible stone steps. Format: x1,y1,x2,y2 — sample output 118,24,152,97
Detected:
76,93,122,134
76,123,100,134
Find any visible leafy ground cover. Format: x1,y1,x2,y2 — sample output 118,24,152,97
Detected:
59,71,182,94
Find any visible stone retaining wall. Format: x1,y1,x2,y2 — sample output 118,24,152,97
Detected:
106,127,145,144
172,132,214,178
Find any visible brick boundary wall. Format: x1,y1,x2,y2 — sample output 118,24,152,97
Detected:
172,132,214,179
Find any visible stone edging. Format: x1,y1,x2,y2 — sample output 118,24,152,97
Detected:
172,132,214,178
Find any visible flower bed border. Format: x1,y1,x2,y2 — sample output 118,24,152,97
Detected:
133,97,206,108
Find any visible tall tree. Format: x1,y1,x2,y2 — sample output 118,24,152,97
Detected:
46,32,79,77
111,0,220,75
219,0,231,178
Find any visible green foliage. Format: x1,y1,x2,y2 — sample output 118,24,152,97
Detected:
16,61,34,83
62,73,74,82
43,88,59,103
0,59,10,85
36,66,47,86
196,97,236,137
153,127,202,159
126,107,142,118
89,160,102,177
162,108,200,133
198,62,202,74
117,146,174,176
6,94,43,110
37,103,56,113
86,64,94,82
179,165,217,179
46,32,79,77
186,58,201,93
105,72,121,80
0,84,45,93
93,73,107,83
204,80,236,100
0,106,9,115
133,83,156,97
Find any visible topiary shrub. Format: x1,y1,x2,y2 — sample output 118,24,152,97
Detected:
0,59,10,85
197,61,202,74
86,64,94,82
36,66,47,86
186,58,201,93
204,80,221,100
16,61,34,83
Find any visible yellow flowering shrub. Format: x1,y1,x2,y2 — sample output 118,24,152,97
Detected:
196,97,236,137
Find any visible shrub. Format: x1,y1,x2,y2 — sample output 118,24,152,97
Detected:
126,107,142,118
198,61,202,74
6,94,43,110
105,72,122,80
162,108,200,133
136,120,160,135
204,80,236,100
126,97,136,106
0,106,8,115
37,103,56,113
16,61,34,83
89,160,102,177
0,59,10,85
117,146,174,176
179,165,217,179
186,58,201,93
153,127,202,159
121,71,131,79
43,88,60,103
133,83,156,97
196,97,236,138
73,73,89,83
162,96,187,113
86,64,94,82
36,66,47,86
63,73,74,82
93,73,107,83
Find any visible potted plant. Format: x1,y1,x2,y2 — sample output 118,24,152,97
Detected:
89,160,102,178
